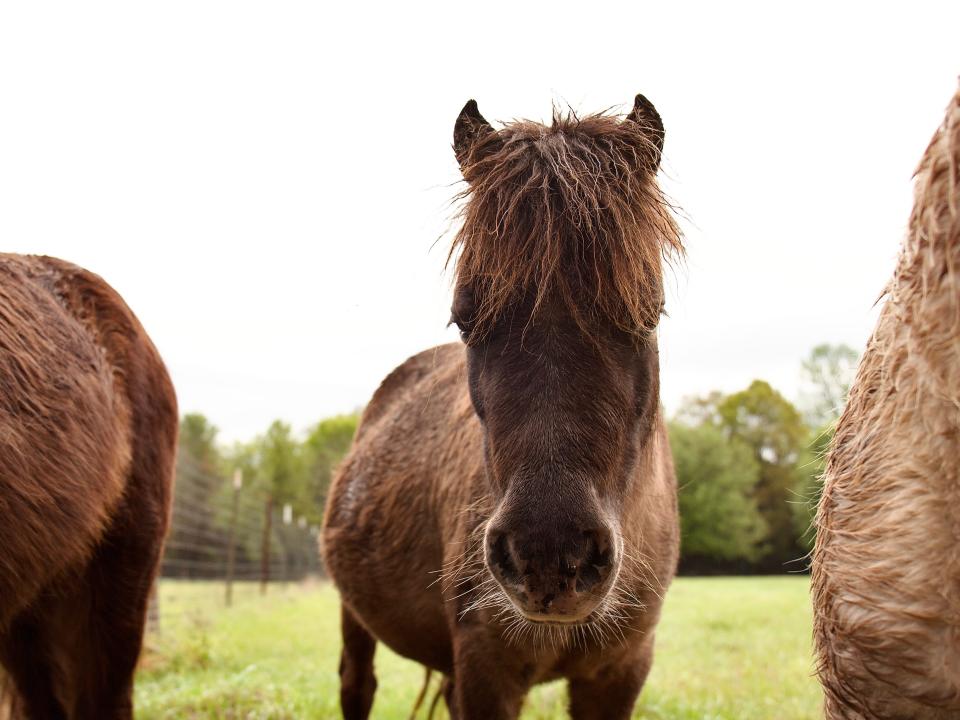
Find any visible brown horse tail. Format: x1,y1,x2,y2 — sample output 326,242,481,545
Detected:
407,667,433,720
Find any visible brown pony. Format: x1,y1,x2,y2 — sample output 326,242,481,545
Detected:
0,255,177,719
812,86,960,718
322,94,682,719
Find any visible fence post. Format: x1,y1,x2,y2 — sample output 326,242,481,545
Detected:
297,516,307,582
282,504,292,590
146,580,160,635
312,525,321,577
260,496,274,595
225,468,242,607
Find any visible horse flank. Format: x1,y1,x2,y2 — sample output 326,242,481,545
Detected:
812,86,960,719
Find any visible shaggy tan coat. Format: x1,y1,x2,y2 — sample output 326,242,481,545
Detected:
812,87,960,719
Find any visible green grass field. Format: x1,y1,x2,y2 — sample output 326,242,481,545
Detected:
135,577,822,719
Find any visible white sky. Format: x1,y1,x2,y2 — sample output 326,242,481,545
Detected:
1,3,958,443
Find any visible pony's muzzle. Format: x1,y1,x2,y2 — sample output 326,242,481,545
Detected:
484,523,617,622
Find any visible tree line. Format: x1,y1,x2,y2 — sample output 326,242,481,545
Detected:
672,343,858,573
172,342,857,576
168,413,359,582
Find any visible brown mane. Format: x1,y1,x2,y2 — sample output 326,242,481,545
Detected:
450,109,683,339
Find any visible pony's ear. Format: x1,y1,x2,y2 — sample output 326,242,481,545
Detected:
454,100,497,169
625,94,664,169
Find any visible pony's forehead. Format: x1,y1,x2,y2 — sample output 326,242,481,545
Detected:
453,278,666,343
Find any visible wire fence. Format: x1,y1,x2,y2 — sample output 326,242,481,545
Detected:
149,455,323,632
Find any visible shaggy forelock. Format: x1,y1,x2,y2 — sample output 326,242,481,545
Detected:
450,109,683,339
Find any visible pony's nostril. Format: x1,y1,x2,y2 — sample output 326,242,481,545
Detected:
583,529,613,568
488,525,616,611
488,531,520,584
574,529,614,593
577,564,602,592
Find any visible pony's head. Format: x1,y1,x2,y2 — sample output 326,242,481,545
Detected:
450,95,681,627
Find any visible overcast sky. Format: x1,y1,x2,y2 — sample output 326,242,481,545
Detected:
1,3,958,443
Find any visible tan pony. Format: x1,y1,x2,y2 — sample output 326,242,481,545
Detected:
812,86,960,718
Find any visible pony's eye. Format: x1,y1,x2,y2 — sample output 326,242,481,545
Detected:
450,314,471,343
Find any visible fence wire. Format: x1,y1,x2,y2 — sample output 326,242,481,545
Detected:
150,455,322,631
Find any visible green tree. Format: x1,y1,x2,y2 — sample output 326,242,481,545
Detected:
170,414,228,577
301,414,359,524
219,439,269,568
799,343,859,427
670,422,767,562
791,343,859,550
222,439,260,490
717,381,809,567
792,423,834,551
674,391,725,428
241,421,308,592
179,413,222,475
257,420,303,507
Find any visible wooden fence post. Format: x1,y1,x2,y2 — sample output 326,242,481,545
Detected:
146,580,160,635
224,468,242,607
282,503,292,590
260,496,274,595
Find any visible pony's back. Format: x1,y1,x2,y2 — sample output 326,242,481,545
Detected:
0,254,177,719
0,255,133,628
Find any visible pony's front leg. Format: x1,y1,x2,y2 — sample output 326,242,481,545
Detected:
448,625,530,720
567,638,654,720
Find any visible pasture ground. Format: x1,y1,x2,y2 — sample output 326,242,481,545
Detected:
135,577,821,719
